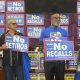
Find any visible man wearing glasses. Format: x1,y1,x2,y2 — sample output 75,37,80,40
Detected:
39,13,68,80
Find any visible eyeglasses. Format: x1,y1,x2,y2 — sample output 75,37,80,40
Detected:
52,17,60,19
11,23,17,25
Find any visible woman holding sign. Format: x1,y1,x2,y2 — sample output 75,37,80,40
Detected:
39,13,68,80
0,19,30,80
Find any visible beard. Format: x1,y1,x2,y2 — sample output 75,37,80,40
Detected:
52,21,60,27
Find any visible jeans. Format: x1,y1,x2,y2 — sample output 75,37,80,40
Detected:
5,66,24,80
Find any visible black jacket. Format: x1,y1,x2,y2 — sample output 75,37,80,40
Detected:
0,31,24,66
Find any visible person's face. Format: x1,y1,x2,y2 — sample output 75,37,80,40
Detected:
8,20,17,30
51,13,60,27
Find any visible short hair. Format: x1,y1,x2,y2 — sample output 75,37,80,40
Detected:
7,19,16,27
51,13,60,16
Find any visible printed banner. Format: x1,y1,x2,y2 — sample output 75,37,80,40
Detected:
44,40,74,61
77,27,80,39
60,14,69,25
44,37,68,42
30,73,39,80
0,28,4,35
7,1,24,12
0,14,4,25
77,2,80,13
30,73,45,80
5,35,28,52
16,27,24,34
28,51,40,69
7,14,24,25
78,15,80,26
26,14,44,25
0,1,5,12
27,27,45,38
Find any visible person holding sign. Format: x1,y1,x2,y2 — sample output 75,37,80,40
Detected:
0,19,30,80
39,13,68,80
74,45,80,80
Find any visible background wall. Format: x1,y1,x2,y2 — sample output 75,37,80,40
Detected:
0,0,79,80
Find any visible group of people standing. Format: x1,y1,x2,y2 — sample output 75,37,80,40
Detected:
0,13,79,80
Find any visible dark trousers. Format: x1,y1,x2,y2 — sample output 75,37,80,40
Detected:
4,65,24,80
44,61,65,80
